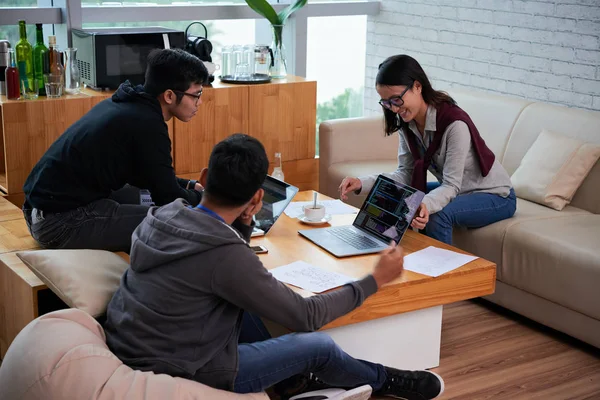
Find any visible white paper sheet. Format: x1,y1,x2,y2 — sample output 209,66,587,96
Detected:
270,261,357,293
403,246,478,277
284,200,357,218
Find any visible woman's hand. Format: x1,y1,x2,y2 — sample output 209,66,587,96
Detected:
338,177,362,201
411,202,429,230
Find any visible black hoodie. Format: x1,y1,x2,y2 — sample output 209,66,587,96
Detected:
23,81,202,213
104,199,378,390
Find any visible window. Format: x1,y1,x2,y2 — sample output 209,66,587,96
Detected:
306,15,366,153
82,19,256,67
0,0,39,45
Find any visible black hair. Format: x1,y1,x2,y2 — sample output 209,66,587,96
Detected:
143,48,208,103
376,54,456,136
205,134,269,207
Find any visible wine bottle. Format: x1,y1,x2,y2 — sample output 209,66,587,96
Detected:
15,20,38,99
5,48,20,100
33,23,49,96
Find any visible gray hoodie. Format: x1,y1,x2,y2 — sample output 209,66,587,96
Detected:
104,199,378,390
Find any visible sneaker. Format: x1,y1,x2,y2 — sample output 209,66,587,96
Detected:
290,384,372,400
274,374,334,400
374,367,444,400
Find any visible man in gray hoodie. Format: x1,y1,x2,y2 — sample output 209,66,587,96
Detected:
104,134,444,400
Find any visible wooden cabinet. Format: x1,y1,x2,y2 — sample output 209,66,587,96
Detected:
0,76,318,201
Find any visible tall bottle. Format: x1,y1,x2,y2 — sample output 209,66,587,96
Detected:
272,152,285,181
5,48,21,100
32,23,49,96
47,35,64,98
15,20,38,99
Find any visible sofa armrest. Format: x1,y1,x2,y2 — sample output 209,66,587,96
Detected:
318,116,398,195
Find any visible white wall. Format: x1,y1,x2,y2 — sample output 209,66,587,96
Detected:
364,0,600,115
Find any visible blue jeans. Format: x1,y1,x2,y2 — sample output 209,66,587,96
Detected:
424,182,517,245
234,313,387,393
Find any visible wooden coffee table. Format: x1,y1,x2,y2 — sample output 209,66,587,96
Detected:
252,191,496,370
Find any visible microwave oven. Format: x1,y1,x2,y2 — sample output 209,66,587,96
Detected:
72,27,185,90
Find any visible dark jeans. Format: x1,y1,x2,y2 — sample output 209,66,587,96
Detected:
233,313,387,394
23,186,149,253
424,182,517,245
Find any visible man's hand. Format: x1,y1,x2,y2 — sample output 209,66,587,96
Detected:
372,242,404,288
238,200,263,226
194,182,204,191
411,202,429,230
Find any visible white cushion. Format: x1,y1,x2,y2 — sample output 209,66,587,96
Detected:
17,250,129,317
511,129,600,211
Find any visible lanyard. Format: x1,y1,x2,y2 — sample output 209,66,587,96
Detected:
194,204,225,223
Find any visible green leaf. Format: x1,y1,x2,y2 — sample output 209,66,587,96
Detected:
278,0,308,24
245,0,281,25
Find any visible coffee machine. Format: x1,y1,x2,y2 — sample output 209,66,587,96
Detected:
0,40,10,96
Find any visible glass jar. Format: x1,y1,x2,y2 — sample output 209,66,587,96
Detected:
64,47,80,94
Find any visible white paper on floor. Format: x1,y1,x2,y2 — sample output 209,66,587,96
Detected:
270,261,357,293
403,246,479,277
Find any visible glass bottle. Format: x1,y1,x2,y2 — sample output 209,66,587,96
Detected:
272,152,285,181
33,23,49,96
46,35,63,98
15,20,38,99
5,48,21,100
64,47,80,94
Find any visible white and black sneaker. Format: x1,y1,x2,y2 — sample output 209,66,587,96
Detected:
290,384,372,400
374,368,444,399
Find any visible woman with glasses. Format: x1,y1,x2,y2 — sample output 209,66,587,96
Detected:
339,55,516,245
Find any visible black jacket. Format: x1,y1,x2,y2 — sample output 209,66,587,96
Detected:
23,81,202,212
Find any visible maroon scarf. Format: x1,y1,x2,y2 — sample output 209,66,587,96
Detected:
404,102,495,192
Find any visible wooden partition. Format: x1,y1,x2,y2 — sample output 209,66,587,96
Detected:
0,76,318,199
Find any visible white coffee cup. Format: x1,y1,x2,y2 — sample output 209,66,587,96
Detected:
203,61,220,76
303,204,326,221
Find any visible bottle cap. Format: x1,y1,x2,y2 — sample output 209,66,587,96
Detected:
49,35,56,46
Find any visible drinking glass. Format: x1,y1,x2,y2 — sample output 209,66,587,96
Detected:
44,73,63,98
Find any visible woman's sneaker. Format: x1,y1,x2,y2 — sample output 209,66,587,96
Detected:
373,367,444,399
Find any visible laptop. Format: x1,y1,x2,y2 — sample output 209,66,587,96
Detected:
298,175,425,257
251,175,299,237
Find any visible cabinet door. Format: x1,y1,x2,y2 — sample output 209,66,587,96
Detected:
174,85,248,174
247,80,317,163
1,95,107,194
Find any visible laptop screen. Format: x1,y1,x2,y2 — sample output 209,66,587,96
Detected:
353,175,425,244
253,175,299,235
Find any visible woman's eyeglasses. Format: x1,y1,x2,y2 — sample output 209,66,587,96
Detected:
174,89,203,105
378,83,413,110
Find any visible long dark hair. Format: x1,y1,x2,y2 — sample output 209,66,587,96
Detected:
376,55,456,136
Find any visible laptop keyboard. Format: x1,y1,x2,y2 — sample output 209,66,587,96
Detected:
328,227,379,250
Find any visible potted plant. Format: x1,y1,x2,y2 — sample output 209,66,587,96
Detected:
245,0,307,78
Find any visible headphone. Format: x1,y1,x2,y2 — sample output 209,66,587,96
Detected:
185,22,213,62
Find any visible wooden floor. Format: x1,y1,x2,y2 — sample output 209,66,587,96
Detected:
418,300,600,400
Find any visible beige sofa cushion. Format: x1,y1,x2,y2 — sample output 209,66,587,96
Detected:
326,160,399,207
449,89,532,160
0,309,268,400
452,198,590,281
511,129,600,211
500,215,600,321
17,250,129,317
502,102,600,213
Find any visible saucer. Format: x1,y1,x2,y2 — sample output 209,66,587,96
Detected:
298,214,332,225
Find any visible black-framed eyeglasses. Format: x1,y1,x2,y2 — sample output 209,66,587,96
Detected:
378,83,413,110
174,89,203,105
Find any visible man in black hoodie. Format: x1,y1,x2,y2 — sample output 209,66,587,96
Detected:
22,48,206,252
104,134,444,400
